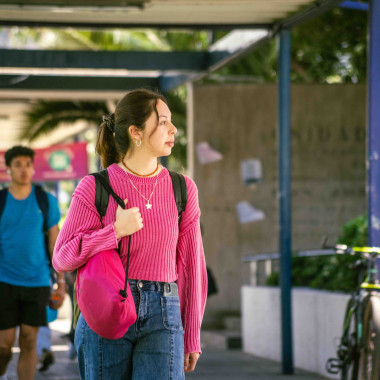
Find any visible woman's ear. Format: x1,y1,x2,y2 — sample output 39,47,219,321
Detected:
128,125,142,141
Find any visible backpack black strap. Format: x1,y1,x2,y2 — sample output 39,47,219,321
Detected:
93,170,112,219
35,185,56,284
93,169,187,226
168,170,187,223
0,188,8,219
35,185,49,233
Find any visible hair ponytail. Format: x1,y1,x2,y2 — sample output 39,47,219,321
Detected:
96,116,119,169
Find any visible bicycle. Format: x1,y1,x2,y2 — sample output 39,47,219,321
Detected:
325,243,380,380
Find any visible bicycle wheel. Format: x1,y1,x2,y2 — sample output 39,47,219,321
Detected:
359,294,380,380
340,298,360,380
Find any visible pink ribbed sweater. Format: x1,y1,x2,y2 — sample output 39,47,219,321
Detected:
52,164,207,354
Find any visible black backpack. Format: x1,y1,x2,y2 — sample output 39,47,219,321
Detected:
72,168,187,329
0,185,56,283
92,169,187,224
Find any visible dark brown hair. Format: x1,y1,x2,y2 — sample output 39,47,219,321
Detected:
5,146,35,166
96,88,167,168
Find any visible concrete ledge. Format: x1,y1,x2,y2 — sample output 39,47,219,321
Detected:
241,286,350,378
201,330,242,350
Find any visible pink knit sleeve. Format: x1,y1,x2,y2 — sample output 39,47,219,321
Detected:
52,175,119,273
177,177,208,354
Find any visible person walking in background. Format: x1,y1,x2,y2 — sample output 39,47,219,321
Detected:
0,146,64,380
36,326,54,372
53,89,207,380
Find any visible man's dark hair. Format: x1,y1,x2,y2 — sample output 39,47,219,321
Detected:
5,146,35,166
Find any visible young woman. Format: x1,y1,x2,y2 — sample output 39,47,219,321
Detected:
52,89,207,380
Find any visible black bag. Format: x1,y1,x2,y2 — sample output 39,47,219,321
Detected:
207,267,218,297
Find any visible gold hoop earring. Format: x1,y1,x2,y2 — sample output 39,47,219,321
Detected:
135,138,142,147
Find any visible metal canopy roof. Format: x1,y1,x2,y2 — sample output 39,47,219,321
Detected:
0,0,328,28
0,0,342,148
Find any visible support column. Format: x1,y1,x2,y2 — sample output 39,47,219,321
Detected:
187,83,194,178
368,0,380,247
278,28,294,375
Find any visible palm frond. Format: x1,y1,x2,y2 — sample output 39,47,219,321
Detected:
20,101,108,142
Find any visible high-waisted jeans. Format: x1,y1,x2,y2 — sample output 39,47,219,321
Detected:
75,279,185,380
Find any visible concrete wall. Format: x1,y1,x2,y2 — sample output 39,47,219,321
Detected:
191,84,366,327
241,286,350,378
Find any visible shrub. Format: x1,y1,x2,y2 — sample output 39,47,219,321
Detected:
266,214,367,292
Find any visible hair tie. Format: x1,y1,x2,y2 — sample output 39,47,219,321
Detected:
102,113,115,133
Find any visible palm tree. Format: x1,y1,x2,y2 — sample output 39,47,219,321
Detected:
20,101,108,142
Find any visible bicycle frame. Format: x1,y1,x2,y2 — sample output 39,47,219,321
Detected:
326,245,380,379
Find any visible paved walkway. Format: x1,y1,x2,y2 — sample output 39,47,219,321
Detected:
6,322,328,380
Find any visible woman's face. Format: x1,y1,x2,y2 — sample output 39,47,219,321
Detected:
140,99,177,157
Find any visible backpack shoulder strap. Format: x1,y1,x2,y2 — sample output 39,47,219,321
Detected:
91,169,187,223
168,171,187,223
34,185,56,283
0,188,8,219
35,185,49,232
91,170,111,219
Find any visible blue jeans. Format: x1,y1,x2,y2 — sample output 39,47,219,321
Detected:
75,279,185,380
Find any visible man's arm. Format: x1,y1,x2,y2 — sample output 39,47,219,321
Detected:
49,225,65,308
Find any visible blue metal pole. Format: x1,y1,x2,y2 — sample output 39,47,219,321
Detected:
368,0,380,248
340,1,369,11
278,28,294,375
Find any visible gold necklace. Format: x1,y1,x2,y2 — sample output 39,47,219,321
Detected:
122,160,159,177
125,167,160,210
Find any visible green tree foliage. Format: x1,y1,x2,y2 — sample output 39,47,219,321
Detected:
215,7,367,84
20,101,108,141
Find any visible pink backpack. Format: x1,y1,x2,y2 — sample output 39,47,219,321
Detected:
76,171,136,339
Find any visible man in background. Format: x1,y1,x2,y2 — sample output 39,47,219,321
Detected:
0,146,65,380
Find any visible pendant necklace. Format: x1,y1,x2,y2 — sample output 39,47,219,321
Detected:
124,165,160,210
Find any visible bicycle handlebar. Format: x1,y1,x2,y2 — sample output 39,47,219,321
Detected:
321,237,380,255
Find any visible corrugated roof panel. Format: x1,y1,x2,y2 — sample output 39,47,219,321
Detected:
0,0,318,26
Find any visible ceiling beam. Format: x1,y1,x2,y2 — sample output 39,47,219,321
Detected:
0,74,160,90
0,1,147,5
0,20,272,30
0,49,220,71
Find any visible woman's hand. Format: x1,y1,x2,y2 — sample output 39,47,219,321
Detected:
114,199,143,239
184,352,200,373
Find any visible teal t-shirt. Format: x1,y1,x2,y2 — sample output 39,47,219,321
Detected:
0,186,60,287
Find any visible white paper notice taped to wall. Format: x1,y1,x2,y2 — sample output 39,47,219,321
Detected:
236,201,265,224
240,159,262,186
196,142,223,164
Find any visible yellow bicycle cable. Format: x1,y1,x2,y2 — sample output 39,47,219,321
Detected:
352,246,380,254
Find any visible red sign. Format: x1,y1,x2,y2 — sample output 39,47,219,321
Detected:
0,142,89,182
